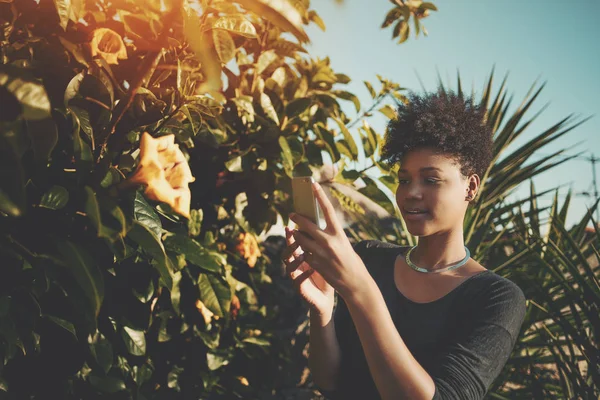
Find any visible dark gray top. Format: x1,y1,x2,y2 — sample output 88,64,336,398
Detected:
318,240,527,400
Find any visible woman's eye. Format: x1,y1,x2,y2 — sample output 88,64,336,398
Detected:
398,179,409,185
426,178,440,184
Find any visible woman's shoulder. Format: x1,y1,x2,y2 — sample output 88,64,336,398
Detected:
460,271,527,330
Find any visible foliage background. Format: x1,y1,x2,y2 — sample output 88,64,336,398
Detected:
0,0,598,399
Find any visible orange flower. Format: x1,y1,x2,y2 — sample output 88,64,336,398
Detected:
235,232,261,268
230,295,241,319
195,299,215,325
125,132,195,218
89,28,127,65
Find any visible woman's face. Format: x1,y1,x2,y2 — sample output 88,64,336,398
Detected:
395,147,476,237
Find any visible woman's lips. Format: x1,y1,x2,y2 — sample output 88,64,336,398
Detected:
403,211,429,221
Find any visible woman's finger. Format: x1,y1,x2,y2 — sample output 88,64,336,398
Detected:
312,182,341,232
285,252,306,275
291,267,316,290
292,230,325,261
281,240,300,263
289,213,328,242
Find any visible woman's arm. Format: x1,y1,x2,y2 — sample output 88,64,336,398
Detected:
344,276,437,400
308,308,342,391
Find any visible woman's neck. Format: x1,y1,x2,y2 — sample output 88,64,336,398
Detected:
411,230,467,271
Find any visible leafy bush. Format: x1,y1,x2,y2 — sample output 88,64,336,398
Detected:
0,0,435,398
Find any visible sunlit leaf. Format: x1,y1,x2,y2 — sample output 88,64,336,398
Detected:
235,0,308,43
121,326,146,356
212,29,236,64
213,15,257,38
53,0,84,31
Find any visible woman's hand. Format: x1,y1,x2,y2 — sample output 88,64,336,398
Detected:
285,181,369,300
282,227,335,320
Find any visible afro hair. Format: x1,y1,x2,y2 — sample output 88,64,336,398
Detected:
381,90,493,178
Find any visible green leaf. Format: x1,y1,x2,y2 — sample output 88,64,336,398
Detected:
0,67,57,161
398,20,410,43
188,209,203,237
335,73,351,84
89,332,113,374
261,92,280,124
285,97,311,118
333,117,358,160
213,15,257,38
421,2,438,11
314,125,340,163
378,104,397,119
279,136,294,175
55,239,104,318
381,7,402,28
40,185,69,210
206,351,230,371
134,191,162,239
121,326,146,356
255,50,278,75
308,10,326,31
332,90,360,113
53,0,85,30
364,81,376,99
359,176,396,215
69,106,93,142
89,376,126,394
163,235,221,273
212,29,236,64
235,0,308,43
84,187,127,239
128,222,174,289
198,273,231,318
242,336,270,347
0,67,51,120
45,316,77,339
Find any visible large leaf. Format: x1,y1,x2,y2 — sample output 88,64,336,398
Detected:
134,192,162,239
163,234,221,273
213,15,257,38
235,0,308,43
198,272,231,318
53,0,85,30
212,29,236,64
333,117,358,160
55,239,104,318
121,326,146,356
127,222,174,289
0,67,57,161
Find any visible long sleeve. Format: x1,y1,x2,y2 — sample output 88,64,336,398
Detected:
430,278,527,399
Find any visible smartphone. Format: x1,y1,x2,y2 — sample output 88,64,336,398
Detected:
291,176,325,229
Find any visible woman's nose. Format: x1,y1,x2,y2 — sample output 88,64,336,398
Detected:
405,183,423,199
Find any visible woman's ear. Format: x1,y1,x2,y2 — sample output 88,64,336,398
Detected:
466,174,480,201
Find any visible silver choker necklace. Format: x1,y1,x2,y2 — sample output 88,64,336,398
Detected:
405,246,470,274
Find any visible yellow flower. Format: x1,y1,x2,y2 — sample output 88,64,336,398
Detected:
235,232,261,268
89,28,127,65
195,299,215,325
125,132,195,218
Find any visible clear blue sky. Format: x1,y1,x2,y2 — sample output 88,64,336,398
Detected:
303,0,600,229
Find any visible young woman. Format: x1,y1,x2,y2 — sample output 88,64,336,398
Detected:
282,91,527,400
